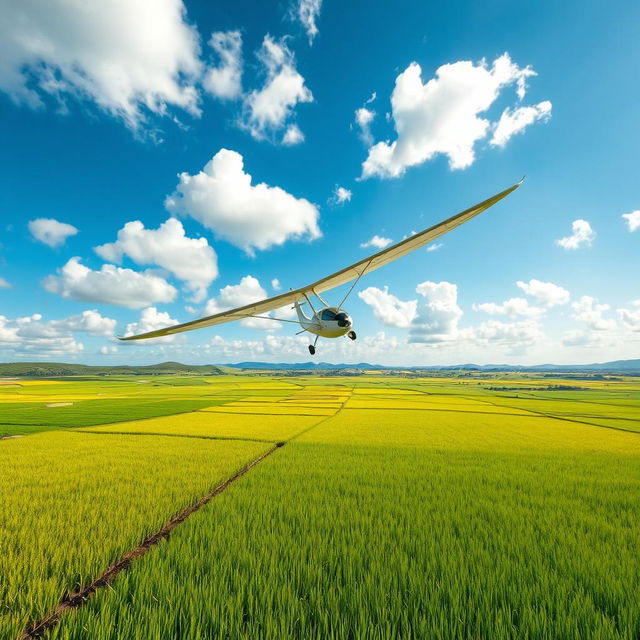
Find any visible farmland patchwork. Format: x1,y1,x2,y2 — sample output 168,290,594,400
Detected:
0,374,639,639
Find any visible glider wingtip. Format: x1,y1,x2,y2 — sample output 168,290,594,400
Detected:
517,175,526,186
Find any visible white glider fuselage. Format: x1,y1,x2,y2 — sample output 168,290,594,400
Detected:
295,302,353,338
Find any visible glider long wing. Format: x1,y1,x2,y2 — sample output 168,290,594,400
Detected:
120,179,523,341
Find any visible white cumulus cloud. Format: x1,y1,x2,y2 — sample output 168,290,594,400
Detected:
28,218,78,248
282,124,305,145
0,0,202,129
361,53,549,178
203,30,243,101
124,306,181,344
271,278,281,291
473,297,545,318
556,219,595,250
0,309,116,356
330,186,352,205
42,257,177,309
360,235,392,250
409,281,463,343
204,275,286,331
358,286,418,328
0,277,12,289
571,296,615,331
516,279,570,307
95,218,217,302
622,210,640,232
490,101,552,147
165,148,320,254
618,301,640,332
242,36,312,142
471,319,542,351
355,106,375,146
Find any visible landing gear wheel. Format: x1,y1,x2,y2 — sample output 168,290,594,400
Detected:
347,330,357,341
308,345,316,355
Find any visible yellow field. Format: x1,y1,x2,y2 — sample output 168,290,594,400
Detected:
298,407,640,453
2,372,639,639
85,410,327,440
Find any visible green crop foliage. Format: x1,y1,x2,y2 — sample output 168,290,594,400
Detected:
0,398,231,437
1,374,639,639
0,431,268,638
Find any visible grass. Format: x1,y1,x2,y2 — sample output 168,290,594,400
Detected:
0,373,638,639
0,398,230,437
47,441,640,640
0,431,268,638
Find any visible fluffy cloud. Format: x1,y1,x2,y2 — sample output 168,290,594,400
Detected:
556,219,595,250
355,106,375,146
0,277,12,289
516,279,570,307
282,124,305,145
358,286,418,328
95,218,217,302
100,345,118,355
618,301,640,332
28,218,78,248
271,278,281,291
204,275,287,330
362,53,549,178
124,307,181,344
622,210,640,232
242,36,312,142
473,297,545,318
0,316,20,344
571,296,615,331
0,309,116,356
42,257,177,309
165,148,320,254
471,319,542,351
360,235,392,250
203,31,243,101
490,101,552,147
409,281,463,343
294,0,323,44
426,243,443,252
55,309,117,337
0,0,202,129
330,186,352,205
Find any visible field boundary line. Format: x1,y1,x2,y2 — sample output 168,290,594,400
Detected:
460,395,640,435
198,409,333,417
377,385,640,436
18,442,285,640
287,386,355,442
71,430,277,444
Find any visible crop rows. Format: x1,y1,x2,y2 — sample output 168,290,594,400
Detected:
1,375,639,639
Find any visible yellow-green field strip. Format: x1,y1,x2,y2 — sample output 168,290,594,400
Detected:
13,390,354,639
18,442,286,640
72,430,277,444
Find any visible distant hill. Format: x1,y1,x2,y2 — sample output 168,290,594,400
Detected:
1,359,639,377
227,359,640,374
0,361,226,377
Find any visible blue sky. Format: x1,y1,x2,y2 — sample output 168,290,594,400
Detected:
1,0,639,365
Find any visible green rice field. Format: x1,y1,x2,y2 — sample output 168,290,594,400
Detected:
1,373,639,639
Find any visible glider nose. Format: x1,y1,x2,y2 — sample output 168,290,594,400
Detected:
336,312,351,328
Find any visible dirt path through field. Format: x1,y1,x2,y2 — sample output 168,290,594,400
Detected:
18,442,285,640
17,385,354,639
